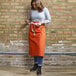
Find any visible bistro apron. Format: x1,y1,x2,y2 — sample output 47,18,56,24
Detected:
28,21,46,57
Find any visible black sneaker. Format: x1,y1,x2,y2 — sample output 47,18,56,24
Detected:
37,66,42,75
30,63,38,72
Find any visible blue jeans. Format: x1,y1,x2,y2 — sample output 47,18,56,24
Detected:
34,56,43,66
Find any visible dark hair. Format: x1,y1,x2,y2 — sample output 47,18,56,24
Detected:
31,0,44,12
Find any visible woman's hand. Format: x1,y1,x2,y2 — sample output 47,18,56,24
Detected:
37,22,42,26
18,20,31,32
20,20,30,29
30,22,42,26
25,20,30,25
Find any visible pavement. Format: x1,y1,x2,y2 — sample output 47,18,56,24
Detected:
0,65,76,76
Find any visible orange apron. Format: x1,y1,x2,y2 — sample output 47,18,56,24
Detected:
28,21,46,57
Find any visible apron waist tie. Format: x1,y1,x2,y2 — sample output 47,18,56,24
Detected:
31,24,35,36
29,22,42,36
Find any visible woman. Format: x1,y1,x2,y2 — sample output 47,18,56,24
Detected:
25,0,51,75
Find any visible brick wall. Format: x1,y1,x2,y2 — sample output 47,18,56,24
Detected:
0,0,76,67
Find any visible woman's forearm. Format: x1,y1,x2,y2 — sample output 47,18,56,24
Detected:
41,19,51,24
